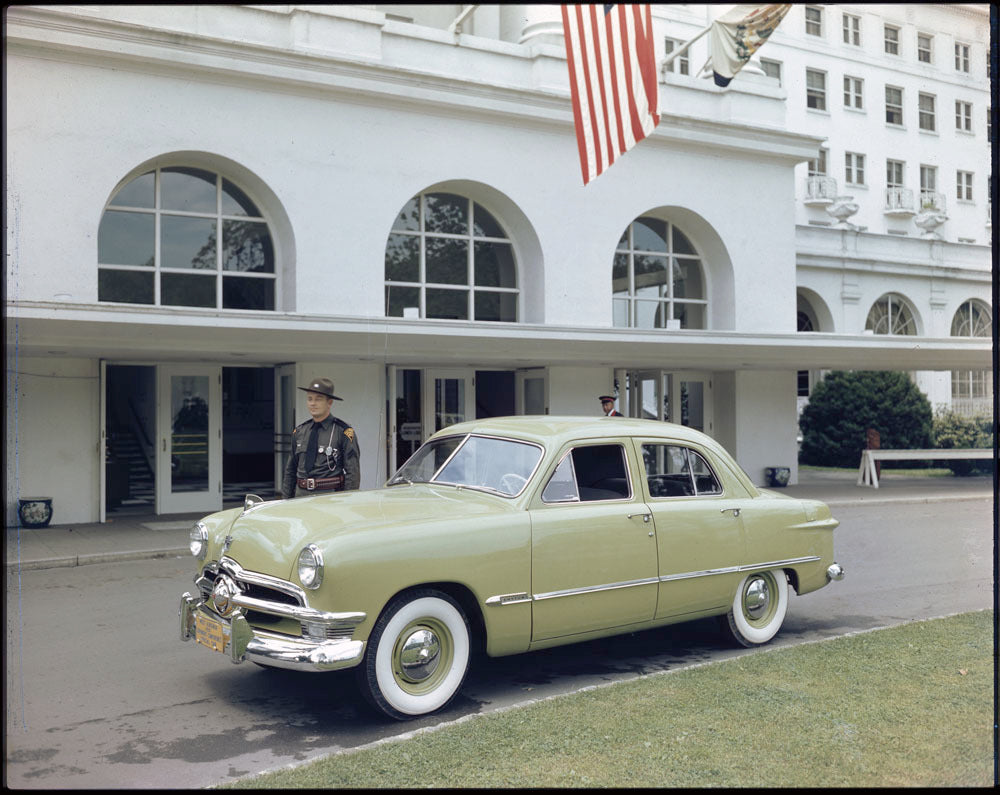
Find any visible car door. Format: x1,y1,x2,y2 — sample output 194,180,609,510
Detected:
636,439,747,619
529,440,658,642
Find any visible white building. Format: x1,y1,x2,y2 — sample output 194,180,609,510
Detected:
5,4,992,526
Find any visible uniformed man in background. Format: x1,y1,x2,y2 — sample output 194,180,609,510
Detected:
281,377,360,498
599,395,623,416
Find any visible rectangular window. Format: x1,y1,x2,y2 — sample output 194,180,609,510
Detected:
805,6,822,37
917,33,932,63
663,38,690,75
885,86,903,125
956,171,973,202
842,13,861,46
918,93,936,131
920,165,937,192
886,160,905,188
845,152,865,186
955,42,970,72
955,101,972,132
808,148,827,177
843,76,864,109
806,68,826,110
884,24,899,55
760,58,782,85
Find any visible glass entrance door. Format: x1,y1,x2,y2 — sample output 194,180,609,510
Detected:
156,365,221,514
273,364,296,492
422,369,473,439
628,370,713,435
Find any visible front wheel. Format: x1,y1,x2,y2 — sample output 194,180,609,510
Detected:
357,589,470,720
723,568,788,647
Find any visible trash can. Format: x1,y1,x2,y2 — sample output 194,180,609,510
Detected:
764,467,790,487
18,497,53,527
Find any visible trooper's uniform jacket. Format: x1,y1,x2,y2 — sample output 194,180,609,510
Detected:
281,414,360,498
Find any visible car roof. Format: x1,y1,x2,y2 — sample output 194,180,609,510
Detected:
430,415,714,448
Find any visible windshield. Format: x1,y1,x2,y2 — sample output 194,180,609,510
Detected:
387,434,543,496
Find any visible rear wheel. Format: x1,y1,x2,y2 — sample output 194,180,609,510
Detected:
723,568,788,647
357,589,470,720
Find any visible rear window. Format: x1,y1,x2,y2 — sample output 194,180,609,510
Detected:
641,443,722,497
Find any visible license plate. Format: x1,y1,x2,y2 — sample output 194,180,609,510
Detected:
195,611,227,654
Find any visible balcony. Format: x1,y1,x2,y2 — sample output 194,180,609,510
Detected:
883,187,915,217
803,176,837,206
918,190,946,213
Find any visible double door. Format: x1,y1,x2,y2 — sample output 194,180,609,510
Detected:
628,370,713,434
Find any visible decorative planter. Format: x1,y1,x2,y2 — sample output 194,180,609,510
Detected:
764,467,790,488
18,497,53,528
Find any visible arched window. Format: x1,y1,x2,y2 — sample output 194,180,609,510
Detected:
950,300,992,408
384,192,518,321
612,217,707,329
865,293,916,335
98,167,276,309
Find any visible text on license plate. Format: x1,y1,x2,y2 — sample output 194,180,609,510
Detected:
195,611,227,654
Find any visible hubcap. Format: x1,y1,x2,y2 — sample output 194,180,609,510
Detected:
398,627,441,683
743,576,771,620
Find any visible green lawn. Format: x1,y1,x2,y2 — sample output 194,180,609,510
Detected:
225,610,994,789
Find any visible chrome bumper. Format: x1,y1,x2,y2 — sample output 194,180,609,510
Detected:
179,592,366,672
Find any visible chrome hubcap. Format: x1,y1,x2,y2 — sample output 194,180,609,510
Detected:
399,628,441,682
744,577,770,620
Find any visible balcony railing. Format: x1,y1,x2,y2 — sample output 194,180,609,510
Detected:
804,176,837,206
918,190,946,213
883,187,915,216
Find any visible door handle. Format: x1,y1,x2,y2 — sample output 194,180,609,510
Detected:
627,512,651,523
720,507,741,517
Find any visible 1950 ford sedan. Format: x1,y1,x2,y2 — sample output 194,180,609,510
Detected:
179,416,843,720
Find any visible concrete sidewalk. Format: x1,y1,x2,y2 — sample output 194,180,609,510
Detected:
5,471,994,572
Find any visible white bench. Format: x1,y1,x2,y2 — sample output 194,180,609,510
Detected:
857,448,995,488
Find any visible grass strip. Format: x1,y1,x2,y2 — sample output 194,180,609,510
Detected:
225,610,994,789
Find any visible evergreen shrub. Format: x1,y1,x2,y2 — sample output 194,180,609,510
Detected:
798,370,932,468
932,408,995,476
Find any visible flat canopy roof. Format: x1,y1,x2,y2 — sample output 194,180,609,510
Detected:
7,303,993,372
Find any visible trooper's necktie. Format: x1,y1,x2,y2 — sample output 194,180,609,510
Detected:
304,422,321,472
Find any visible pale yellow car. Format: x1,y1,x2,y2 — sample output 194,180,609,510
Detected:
180,416,843,720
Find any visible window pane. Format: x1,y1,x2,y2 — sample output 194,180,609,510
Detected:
613,253,630,296
222,220,273,273
689,451,722,494
633,254,668,298
474,241,515,287
612,296,629,327
223,275,274,310
161,167,216,213
393,197,420,231
474,291,516,322
161,272,215,307
634,299,668,329
98,268,154,303
617,229,629,249
385,285,420,317
426,237,467,284
641,444,694,496
672,227,697,255
672,258,703,299
109,172,154,209
632,217,668,252
675,302,705,329
426,288,468,320
472,204,507,238
385,233,420,282
220,179,261,217
162,216,216,270
424,192,467,235
98,211,154,266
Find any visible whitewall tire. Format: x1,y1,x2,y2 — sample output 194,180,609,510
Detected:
724,568,789,647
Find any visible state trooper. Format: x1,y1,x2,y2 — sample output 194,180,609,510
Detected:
281,378,360,498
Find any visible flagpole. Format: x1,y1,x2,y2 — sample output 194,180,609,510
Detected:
660,24,711,71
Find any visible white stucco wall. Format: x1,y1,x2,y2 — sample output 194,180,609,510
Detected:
732,370,800,486
6,357,99,526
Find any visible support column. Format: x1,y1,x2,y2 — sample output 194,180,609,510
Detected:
518,3,564,46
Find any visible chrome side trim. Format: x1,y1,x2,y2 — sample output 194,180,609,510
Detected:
660,566,740,583
658,556,821,583
485,592,532,606
738,556,820,572
533,577,658,601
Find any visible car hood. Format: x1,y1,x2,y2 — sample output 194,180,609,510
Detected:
220,483,516,579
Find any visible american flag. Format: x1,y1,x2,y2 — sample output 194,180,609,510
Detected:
561,4,660,185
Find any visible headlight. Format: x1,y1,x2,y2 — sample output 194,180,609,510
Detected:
189,521,208,560
297,544,324,589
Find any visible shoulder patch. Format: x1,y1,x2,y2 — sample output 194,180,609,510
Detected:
344,427,354,441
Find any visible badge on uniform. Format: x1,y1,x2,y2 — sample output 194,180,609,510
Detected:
344,428,354,441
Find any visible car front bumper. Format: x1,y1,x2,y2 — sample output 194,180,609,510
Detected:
179,592,366,672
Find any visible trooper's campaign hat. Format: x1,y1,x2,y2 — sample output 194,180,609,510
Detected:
299,377,343,400
598,395,616,402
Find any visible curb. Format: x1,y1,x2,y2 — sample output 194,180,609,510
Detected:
6,547,189,572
